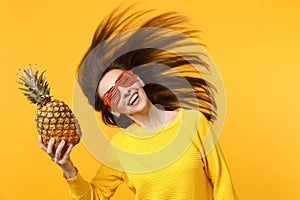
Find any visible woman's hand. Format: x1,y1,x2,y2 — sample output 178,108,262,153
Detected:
38,135,77,178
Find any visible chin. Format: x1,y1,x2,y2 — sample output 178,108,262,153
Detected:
128,100,148,114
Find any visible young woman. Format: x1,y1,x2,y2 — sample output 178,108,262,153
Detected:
39,6,237,200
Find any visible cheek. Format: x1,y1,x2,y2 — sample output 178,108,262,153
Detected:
112,99,127,112
137,88,149,105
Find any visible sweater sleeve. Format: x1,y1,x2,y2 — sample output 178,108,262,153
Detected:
66,164,124,200
197,112,238,200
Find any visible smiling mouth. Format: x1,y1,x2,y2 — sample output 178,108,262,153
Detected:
128,92,139,106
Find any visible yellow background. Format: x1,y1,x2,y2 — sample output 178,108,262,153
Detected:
1,0,300,199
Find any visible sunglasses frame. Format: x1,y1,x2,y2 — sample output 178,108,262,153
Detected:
102,70,137,106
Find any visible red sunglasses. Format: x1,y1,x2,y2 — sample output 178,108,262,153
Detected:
102,70,137,106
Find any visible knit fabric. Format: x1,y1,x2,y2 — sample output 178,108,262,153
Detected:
66,109,237,199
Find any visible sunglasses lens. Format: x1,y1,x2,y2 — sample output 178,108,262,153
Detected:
110,89,120,105
104,87,120,106
117,71,136,87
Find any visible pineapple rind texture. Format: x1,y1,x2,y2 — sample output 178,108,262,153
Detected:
18,65,81,153
35,99,80,153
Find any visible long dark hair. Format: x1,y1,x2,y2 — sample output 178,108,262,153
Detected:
77,5,217,128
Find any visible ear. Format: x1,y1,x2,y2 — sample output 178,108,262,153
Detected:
136,75,145,87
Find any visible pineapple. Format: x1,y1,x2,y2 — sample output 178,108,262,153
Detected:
17,64,81,153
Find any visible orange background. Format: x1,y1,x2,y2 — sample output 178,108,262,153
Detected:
1,0,300,199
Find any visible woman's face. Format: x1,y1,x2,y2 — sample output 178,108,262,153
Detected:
98,69,149,116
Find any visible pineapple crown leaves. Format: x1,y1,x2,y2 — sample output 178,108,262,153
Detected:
17,64,51,106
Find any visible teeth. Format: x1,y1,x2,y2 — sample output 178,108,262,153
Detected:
129,93,138,105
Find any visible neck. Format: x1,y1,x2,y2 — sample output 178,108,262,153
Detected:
128,104,174,129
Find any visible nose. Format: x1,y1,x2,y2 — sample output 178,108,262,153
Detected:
118,86,131,99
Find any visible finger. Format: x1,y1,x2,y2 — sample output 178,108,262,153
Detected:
38,135,47,151
62,144,73,160
54,140,65,162
46,138,55,156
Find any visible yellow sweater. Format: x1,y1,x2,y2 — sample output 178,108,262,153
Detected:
66,109,237,199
